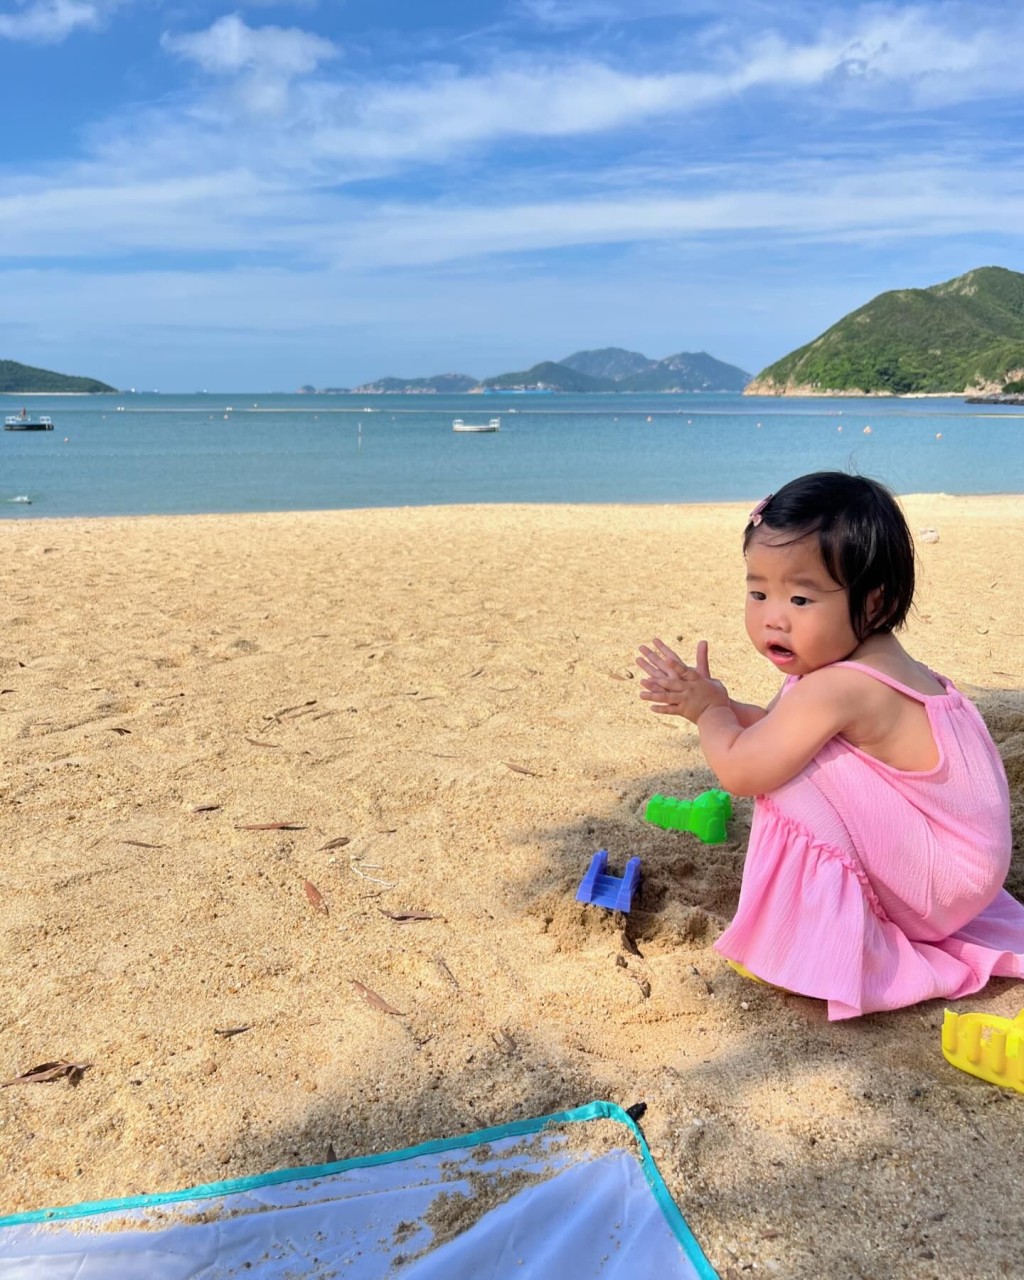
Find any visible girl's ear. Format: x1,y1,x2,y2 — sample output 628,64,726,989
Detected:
864,587,884,631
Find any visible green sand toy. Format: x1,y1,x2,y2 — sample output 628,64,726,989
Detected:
644,789,732,843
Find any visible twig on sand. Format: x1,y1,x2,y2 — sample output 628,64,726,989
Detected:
236,822,306,831
503,761,539,776
491,1029,517,1056
271,699,317,720
434,955,460,991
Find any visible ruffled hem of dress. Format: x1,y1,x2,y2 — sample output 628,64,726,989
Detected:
714,797,1024,1020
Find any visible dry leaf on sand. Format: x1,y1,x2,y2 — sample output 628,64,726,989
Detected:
304,880,329,914
2,1061,90,1087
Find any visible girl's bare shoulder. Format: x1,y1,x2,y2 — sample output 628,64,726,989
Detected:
842,637,946,697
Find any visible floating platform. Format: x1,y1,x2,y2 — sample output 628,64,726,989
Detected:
5,415,53,432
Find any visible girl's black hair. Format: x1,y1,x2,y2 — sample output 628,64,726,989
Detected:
742,472,915,638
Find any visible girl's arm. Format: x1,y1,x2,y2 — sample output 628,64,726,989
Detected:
639,640,857,795
695,670,858,795
727,698,772,728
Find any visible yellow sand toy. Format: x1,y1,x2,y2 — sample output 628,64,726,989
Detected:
941,1008,1024,1093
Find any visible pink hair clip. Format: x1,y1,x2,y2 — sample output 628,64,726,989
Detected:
748,494,773,526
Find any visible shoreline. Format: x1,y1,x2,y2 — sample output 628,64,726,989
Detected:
5,490,1024,525
1,498,1021,1275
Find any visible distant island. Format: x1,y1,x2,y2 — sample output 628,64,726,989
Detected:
317,348,751,395
746,266,1024,396
0,358,115,394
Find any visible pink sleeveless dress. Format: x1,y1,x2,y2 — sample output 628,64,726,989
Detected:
714,662,1021,1020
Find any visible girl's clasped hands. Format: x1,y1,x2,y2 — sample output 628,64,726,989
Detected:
636,637,729,725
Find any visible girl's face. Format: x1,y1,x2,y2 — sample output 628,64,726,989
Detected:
744,529,860,675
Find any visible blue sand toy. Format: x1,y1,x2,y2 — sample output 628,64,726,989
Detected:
576,851,642,912
644,788,732,844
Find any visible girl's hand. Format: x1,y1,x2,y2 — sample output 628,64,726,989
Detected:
636,638,729,724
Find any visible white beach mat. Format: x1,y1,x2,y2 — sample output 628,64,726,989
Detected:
0,1100,716,1278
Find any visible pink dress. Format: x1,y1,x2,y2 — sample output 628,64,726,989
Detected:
714,662,1022,1020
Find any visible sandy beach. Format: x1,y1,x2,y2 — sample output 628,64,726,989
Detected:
1,495,1022,1278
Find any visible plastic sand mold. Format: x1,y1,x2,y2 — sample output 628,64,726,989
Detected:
941,1008,1024,1093
0,1100,717,1278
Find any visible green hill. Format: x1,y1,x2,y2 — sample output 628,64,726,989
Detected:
481,361,612,392
619,351,750,392
561,347,749,390
0,359,115,394
746,266,1024,395
353,372,478,393
559,347,655,381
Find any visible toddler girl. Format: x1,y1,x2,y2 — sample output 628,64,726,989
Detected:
637,471,1022,1020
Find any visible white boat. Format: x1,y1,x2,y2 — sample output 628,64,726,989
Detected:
5,414,54,431
452,417,500,433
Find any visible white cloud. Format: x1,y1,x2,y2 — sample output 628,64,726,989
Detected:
2,151,1021,272
361,9,1024,154
161,12,337,78
159,12,339,121
99,6,1021,180
0,0,102,43
322,165,1024,268
0,169,325,258
732,5,1024,109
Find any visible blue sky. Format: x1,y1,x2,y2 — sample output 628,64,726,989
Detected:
2,0,1023,390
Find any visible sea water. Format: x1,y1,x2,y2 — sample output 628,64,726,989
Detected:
0,391,1021,518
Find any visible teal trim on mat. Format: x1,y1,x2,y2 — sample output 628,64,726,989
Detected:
0,1099,717,1279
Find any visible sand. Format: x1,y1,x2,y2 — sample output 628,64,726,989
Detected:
1,496,1021,1279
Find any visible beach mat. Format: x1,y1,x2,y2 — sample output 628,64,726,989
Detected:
0,1100,716,1278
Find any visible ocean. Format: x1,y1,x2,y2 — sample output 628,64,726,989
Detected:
1,391,1021,518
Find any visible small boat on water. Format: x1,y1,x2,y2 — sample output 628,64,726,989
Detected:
452,417,500,433
5,414,54,431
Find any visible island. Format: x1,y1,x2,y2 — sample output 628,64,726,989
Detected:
348,348,750,395
745,266,1024,396
0,358,116,394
